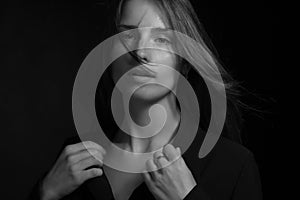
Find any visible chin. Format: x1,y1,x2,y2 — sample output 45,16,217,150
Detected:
131,84,171,102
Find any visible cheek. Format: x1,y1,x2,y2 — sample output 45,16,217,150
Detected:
110,43,123,82
110,43,132,83
152,52,179,88
152,51,177,68
156,67,179,92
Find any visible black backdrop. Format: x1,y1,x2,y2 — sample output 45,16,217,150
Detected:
0,0,274,199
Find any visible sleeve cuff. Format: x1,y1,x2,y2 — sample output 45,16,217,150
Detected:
183,184,210,200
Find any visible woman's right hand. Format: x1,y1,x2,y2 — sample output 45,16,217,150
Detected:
40,141,106,200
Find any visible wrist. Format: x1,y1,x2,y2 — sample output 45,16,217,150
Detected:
40,180,59,200
181,176,197,199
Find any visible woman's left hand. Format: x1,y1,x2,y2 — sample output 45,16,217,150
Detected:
143,144,197,200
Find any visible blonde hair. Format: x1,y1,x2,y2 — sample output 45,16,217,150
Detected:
98,0,244,143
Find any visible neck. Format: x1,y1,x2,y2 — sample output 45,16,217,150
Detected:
120,93,180,153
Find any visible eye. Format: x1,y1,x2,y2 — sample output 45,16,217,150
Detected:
119,29,138,42
155,37,171,45
122,32,135,40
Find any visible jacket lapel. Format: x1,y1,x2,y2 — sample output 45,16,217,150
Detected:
85,173,115,200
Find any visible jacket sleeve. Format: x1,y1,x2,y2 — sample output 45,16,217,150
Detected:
231,152,263,200
27,171,48,200
27,175,94,200
183,148,262,200
183,184,211,200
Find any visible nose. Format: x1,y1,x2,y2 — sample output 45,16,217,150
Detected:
135,38,150,63
136,48,146,59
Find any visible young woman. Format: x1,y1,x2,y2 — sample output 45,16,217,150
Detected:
29,0,262,199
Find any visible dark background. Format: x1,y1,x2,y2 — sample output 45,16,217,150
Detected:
0,0,274,199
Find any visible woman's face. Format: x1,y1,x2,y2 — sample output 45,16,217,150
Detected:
110,0,180,101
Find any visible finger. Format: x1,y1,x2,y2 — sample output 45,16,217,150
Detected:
142,173,169,200
81,141,106,155
143,172,156,191
163,144,178,162
145,159,161,181
143,172,152,184
146,158,158,172
153,151,169,168
68,149,104,165
156,157,169,169
77,168,103,184
65,141,106,155
72,156,103,171
176,147,181,156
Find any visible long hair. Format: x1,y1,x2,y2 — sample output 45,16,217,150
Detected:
96,0,243,144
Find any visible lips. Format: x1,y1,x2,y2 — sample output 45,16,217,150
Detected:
130,65,156,77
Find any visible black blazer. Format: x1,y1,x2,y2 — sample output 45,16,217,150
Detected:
28,130,263,200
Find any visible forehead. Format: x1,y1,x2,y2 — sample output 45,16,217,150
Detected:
120,0,168,29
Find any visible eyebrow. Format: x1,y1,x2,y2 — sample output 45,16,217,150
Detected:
117,24,172,33
117,24,138,30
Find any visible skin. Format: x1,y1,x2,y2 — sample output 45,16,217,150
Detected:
41,141,106,200
110,0,181,153
41,0,196,200
144,144,196,200
110,0,197,200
